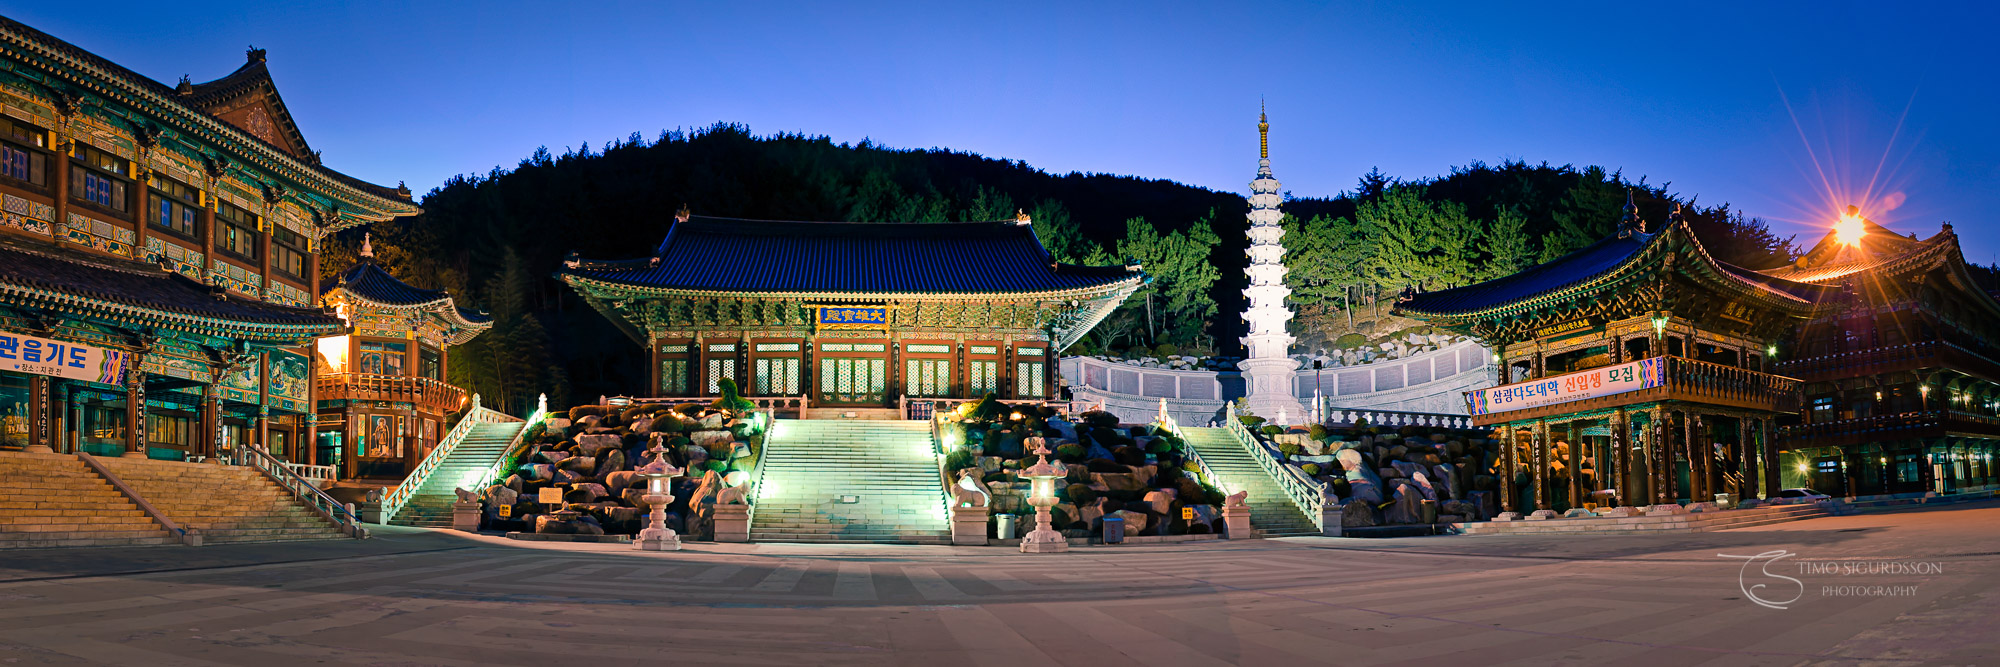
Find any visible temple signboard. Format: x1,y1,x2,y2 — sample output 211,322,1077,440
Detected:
1467,357,1663,416
815,305,889,330
0,329,125,386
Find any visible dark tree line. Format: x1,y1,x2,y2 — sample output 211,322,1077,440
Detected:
327,125,1802,410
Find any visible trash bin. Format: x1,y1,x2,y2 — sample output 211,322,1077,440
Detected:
1102,516,1125,544
1715,493,1737,509
996,514,1018,540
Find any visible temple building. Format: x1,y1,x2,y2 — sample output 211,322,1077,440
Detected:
316,236,490,481
1762,212,2000,496
1396,198,1827,513
0,20,416,463
557,211,1143,417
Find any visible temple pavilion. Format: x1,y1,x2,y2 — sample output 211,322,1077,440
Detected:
0,20,416,464
1396,197,1828,513
1762,212,2000,496
316,236,491,481
557,211,1143,417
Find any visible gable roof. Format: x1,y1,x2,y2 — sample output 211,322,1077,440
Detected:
559,216,1144,297
326,261,493,335
0,17,416,224
1757,219,1945,284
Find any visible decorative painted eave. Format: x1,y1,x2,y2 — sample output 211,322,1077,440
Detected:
0,19,417,227
1397,220,1822,327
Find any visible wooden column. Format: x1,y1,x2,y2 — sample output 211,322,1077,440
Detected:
1531,421,1548,512
200,380,221,460
123,351,147,458
342,408,357,478
133,168,150,256
647,340,661,396
50,134,68,246
201,191,216,278
1650,409,1669,505
1614,409,1631,506
26,376,49,452
256,352,271,456
1567,421,1583,510
1499,423,1517,513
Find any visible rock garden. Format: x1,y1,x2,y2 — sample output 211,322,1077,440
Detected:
472,379,764,539
1242,413,1502,528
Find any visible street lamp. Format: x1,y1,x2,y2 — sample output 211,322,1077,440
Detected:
1018,441,1070,553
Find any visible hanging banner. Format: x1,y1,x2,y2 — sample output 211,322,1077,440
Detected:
1467,357,1663,416
0,329,125,386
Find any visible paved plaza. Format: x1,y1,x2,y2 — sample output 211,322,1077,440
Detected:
0,503,1994,666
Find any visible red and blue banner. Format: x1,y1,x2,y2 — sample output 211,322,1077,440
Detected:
1468,356,1663,416
0,329,125,386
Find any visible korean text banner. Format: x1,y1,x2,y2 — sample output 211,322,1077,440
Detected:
0,330,125,386
1467,357,1663,416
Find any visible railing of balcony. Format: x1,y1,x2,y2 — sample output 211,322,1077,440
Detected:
1471,355,1799,422
1775,340,2000,383
1781,410,2000,442
317,373,469,415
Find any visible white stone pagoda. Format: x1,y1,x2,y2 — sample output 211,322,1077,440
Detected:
1238,106,1305,422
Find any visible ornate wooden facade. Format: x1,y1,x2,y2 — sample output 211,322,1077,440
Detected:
1763,215,2000,496
0,20,414,465
559,214,1142,413
316,239,490,480
1397,198,1826,512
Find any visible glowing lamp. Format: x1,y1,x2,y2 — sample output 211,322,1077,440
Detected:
1797,463,1810,474
632,443,685,551
1018,441,1070,553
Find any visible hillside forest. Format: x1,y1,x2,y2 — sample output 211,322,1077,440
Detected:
328,123,1960,413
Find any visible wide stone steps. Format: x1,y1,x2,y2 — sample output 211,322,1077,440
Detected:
388,422,528,526
94,457,346,544
0,452,176,548
750,420,946,543
1180,427,1320,537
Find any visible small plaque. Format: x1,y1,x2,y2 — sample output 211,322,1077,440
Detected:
1182,507,1195,521
498,505,512,518
838,495,860,504
539,488,564,504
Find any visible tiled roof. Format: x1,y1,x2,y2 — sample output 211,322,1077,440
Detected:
0,17,414,210
1757,221,1940,284
0,238,341,334
327,261,491,324
1398,234,1649,316
560,217,1142,296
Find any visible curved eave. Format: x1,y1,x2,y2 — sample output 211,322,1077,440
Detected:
555,271,1145,303
0,24,417,225
1398,222,1817,325
0,281,343,343
336,290,494,344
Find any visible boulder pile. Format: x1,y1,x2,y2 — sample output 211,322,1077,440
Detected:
1250,416,1498,527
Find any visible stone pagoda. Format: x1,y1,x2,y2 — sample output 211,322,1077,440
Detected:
1238,106,1305,421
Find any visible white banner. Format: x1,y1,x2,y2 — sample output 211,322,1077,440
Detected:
0,330,126,386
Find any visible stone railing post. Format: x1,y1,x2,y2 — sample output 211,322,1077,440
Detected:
713,503,750,542
951,504,989,546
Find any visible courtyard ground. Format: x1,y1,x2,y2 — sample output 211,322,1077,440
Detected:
0,502,1994,666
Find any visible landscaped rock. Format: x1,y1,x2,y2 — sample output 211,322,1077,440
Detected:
1561,508,1594,518
1092,472,1148,492
1113,509,1150,534
574,434,623,457
1142,489,1176,515
1431,463,1461,500
1341,501,1380,528
729,441,753,459
1527,509,1558,520
976,456,1004,473
1408,472,1437,501
1385,484,1427,524
697,412,727,429
690,430,734,448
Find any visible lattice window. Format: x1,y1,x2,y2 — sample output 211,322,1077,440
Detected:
1016,361,1046,398
660,359,689,395
969,361,998,396
905,359,951,397
705,358,736,394
756,357,800,395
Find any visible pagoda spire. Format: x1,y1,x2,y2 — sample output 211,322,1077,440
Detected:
1238,105,1305,422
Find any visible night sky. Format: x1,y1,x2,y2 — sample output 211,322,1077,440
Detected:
15,2,1999,264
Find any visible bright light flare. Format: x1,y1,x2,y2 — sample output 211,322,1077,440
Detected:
1834,206,1866,247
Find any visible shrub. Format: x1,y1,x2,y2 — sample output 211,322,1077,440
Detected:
1301,463,1322,476
1154,343,1179,357
1278,442,1304,458
710,378,755,413
1144,439,1171,455
943,449,973,473
567,405,611,420
1334,333,1369,349
1055,443,1086,462
1260,425,1284,436
1308,424,1328,440
1238,415,1267,427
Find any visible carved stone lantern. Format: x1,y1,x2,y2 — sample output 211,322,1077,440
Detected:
1019,442,1069,553
633,443,685,551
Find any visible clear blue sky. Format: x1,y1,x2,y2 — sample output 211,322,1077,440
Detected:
14,2,1999,264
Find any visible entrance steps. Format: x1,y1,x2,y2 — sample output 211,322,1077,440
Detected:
799,408,903,421
94,457,346,544
1179,427,1320,536
1454,502,1832,535
0,451,175,549
388,421,528,527
750,419,950,544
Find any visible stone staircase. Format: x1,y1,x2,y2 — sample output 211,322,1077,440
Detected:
1179,427,1320,536
750,419,951,544
389,421,528,527
0,451,175,549
1456,502,1833,535
94,457,346,544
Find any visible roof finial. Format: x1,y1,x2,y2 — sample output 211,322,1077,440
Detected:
1258,99,1270,161
246,45,266,64
1615,190,1649,239
360,232,373,259
176,75,193,95
674,205,690,223
1015,208,1032,225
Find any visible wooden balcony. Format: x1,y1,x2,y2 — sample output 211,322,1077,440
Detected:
315,373,469,416
1779,410,2000,449
1775,340,2000,385
1471,356,1800,426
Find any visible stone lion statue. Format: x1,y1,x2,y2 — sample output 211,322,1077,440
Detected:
952,469,990,508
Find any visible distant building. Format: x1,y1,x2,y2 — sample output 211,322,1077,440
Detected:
316,236,490,481
1397,199,1825,512
557,212,1142,417
1763,214,2000,495
0,19,415,464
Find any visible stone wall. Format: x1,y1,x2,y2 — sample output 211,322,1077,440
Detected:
1062,340,1492,424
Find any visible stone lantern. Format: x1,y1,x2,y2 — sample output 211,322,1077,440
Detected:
633,443,685,551
1019,442,1069,553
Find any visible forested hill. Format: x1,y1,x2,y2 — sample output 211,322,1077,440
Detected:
329,122,1801,412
